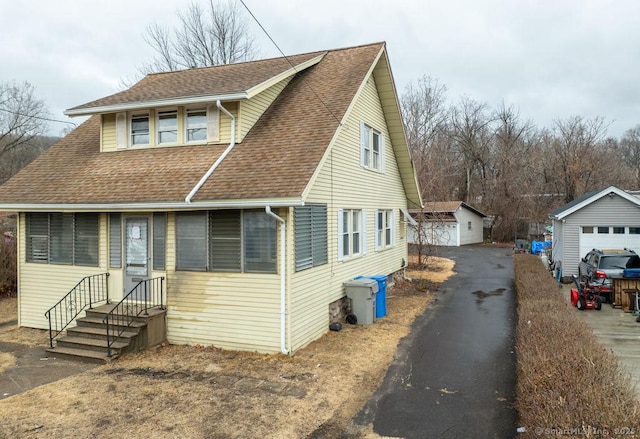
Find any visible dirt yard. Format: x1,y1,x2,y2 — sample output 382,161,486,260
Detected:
0,256,454,439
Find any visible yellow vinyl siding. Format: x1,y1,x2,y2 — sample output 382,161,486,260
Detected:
102,113,117,152
289,74,409,351
18,213,109,329
163,212,282,353
165,272,281,352
238,77,292,142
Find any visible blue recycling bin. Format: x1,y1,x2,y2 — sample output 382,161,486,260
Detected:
355,274,387,318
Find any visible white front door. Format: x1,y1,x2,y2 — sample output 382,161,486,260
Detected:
124,216,149,298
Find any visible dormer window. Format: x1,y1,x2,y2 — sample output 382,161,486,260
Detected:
131,113,150,146
157,110,178,144
185,108,207,142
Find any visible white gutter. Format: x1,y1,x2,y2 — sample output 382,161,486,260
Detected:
0,199,304,213
185,100,236,204
64,93,246,117
265,206,289,355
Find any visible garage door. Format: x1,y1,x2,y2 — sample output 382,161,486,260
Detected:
427,222,458,246
579,226,640,259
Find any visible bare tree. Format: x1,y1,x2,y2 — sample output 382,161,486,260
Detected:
546,116,610,203
619,125,640,189
400,76,452,201
449,97,494,204
486,103,535,241
0,81,49,161
141,0,258,73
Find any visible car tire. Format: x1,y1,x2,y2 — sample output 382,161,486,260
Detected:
577,297,586,310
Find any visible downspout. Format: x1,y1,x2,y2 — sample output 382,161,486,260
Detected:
265,206,289,355
185,100,236,203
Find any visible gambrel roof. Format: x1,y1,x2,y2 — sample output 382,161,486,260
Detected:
0,42,421,210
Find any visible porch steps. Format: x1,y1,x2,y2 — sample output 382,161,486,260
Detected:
46,305,166,364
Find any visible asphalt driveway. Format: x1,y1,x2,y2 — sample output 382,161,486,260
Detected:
356,245,517,438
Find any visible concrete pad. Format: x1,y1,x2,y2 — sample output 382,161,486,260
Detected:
0,341,96,400
562,285,640,398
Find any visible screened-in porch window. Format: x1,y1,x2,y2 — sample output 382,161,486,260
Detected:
176,209,276,273
26,213,99,266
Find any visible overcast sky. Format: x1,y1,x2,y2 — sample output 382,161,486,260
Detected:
2,0,639,138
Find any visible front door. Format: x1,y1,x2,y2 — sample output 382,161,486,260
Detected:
124,216,149,299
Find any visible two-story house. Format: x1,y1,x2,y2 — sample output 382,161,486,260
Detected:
0,42,422,358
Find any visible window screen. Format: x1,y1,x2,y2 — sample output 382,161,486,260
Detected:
153,213,166,270
209,210,241,272
176,212,207,271
109,213,121,268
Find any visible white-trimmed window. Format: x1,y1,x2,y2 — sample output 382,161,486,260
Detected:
185,108,207,143
130,113,150,146
375,209,394,250
338,209,366,260
157,109,178,144
360,122,384,171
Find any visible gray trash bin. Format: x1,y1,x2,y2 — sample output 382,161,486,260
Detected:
344,278,379,325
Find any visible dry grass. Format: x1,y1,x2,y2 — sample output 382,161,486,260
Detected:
0,261,456,439
514,255,640,437
406,254,455,283
0,297,16,325
0,352,15,375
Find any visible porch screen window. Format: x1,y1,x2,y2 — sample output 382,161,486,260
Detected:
185,108,207,142
26,213,99,266
176,212,207,271
243,211,276,273
375,209,394,250
131,114,150,146
157,110,178,144
175,210,276,273
294,205,328,271
74,213,99,266
153,213,166,270
209,210,241,272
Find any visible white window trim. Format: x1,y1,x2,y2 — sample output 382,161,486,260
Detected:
360,122,385,172
338,209,366,261
184,107,209,144
130,112,150,147
156,108,179,146
375,209,395,251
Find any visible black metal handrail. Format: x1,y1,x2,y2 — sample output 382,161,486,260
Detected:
103,277,165,357
45,273,110,348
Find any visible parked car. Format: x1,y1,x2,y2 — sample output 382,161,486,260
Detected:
578,248,640,302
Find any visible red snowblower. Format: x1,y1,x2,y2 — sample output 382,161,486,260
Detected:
571,274,602,311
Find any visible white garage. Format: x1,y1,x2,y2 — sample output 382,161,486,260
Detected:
578,226,640,259
408,201,486,247
549,186,640,280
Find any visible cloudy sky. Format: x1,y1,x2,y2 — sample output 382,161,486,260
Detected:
2,0,639,137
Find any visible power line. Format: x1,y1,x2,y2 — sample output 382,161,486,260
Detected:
0,107,77,127
238,0,342,125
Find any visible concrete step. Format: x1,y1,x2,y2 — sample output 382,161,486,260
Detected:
76,315,146,331
45,346,116,364
66,325,139,343
55,336,129,354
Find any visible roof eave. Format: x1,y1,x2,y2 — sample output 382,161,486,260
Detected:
551,186,640,220
0,198,304,213
64,92,248,116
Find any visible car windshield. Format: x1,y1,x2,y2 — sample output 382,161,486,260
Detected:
600,256,633,269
